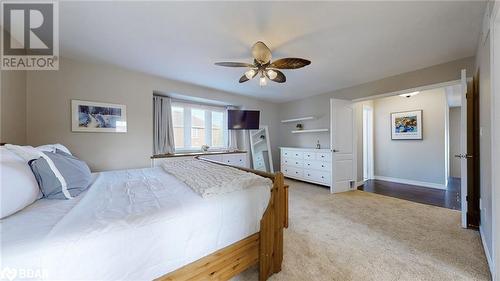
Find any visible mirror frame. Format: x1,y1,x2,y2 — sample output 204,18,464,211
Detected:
249,125,274,173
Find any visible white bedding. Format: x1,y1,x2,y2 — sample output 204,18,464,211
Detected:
1,167,271,280
162,159,272,197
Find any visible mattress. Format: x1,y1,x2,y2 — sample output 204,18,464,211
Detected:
1,167,271,280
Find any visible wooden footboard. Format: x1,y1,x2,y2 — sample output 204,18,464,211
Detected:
156,158,286,281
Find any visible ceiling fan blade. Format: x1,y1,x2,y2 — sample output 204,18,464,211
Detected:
270,58,311,69
266,69,286,83
252,41,272,64
239,75,249,83
215,62,254,67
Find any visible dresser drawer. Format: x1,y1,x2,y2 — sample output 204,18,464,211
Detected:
203,154,223,162
315,152,331,161
304,160,330,171
303,170,331,184
303,151,315,160
282,166,303,178
222,154,246,167
282,149,303,159
281,157,304,168
285,158,303,168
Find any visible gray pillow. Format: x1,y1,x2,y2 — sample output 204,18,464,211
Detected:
29,149,92,199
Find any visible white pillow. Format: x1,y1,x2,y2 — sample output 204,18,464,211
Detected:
0,147,41,219
37,144,72,155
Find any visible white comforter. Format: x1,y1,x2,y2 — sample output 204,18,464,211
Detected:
1,167,271,280
162,159,272,198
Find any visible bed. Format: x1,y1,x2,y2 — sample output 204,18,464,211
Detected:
1,158,286,281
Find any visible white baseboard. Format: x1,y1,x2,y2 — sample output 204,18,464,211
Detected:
373,176,446,190
479,226,495,278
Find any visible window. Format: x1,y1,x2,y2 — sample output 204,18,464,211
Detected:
171,101,228,151
172,106,184,149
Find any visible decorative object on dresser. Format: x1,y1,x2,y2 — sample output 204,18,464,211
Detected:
249,126,274,173
280,147,332,189
71,100,127,133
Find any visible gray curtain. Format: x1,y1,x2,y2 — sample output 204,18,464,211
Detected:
153,96,175,155
226,105,238,150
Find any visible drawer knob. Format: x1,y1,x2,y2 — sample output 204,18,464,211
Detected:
322,165,324,167
321,176,324,178
307,174,310,176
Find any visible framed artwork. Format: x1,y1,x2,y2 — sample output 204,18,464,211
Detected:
71,100,127,133
391,110,422,140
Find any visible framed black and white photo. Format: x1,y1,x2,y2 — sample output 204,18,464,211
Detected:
391,110,422,140
71,100,127,133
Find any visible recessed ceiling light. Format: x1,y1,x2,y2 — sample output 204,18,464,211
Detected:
399,91,420,98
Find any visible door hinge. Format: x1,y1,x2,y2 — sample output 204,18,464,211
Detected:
466,195,469,202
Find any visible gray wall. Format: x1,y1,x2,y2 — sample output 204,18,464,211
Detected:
373,89,447,185
449,107,461,178
475,25,493,264
1,70,27,145
26,58,280,171
277,57,475,151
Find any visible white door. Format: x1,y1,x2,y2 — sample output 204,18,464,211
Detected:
459,69,468,228
330,98,356,193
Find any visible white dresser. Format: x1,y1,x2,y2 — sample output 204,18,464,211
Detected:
151,151,248,168
280,147,332,186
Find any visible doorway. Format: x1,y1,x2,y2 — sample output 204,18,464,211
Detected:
355,77,470,221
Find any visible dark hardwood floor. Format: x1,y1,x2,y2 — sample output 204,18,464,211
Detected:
358,178,461,210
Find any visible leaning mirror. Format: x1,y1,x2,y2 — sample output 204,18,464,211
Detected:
249,125,274,173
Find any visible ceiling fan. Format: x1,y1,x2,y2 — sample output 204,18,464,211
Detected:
215,41,311,86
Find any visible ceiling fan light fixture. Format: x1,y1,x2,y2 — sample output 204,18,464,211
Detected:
267,69,277,80
245,69,256,79
259,76,267,87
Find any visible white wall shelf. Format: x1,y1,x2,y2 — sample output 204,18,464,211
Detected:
291,129,329,134
281,116,315,123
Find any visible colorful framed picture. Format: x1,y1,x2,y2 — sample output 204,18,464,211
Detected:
391,110,422,140
71,100,127,133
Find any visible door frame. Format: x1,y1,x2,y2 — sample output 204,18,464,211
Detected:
362,104,374,180
490,2,500,279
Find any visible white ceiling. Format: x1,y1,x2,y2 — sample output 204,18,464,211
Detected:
59,1,485,102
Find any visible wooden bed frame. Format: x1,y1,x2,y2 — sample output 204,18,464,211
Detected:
156,157,287,281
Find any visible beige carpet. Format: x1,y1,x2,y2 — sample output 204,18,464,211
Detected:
234,179,491,281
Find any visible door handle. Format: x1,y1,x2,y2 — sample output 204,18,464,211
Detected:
332,149,339,152
454,154,473,159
